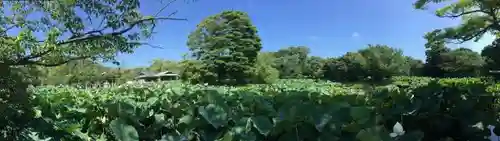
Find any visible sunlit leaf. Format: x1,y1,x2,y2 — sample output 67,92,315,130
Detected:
250,116,273,136
109,118,139,141
198,104,228,128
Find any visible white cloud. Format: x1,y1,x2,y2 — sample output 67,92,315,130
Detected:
352,32,360,38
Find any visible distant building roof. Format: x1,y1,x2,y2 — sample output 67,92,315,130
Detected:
489,70,500,73
135,71,179,79
137,71,156,76
155,71,179,77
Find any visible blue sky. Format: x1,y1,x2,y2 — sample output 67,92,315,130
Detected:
34,0,500,67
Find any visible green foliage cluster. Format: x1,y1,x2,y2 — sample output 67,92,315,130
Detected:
0,65,34,140
16,77,500,141
250,52,280,84
183,11,262,85
372,77,500,141
273,46,311,79
322,45,415,82
27,79,365,140
0,0,188,139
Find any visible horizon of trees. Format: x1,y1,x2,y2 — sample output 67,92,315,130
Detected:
5,0,500,86
31,38,496,86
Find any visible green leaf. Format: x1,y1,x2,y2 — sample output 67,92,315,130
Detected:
154,113,165,123
63,124,81,133
277,131,299,141
397,131,424,141
312,111,331,132
250,116,273,136
118,102,136,117
350,106,370,121
318,133,340,141
206,90,225,104
146,97,158,105
198,104,228,128
356,128,381,141
109,118,139,141
69,107,87,113
26,131,52,141
179,115,193,124
158,134,188,141
219,132,233,141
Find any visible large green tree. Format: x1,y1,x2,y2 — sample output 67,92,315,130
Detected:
273,46,310,79
185,10,262,85
407,56,425,76
251,52,279,84
482,38,500,79
421,30,484,78
423,30,451,77
0,0,185,139
322,45,413,82
440,48,484,77
0,1,185,67
322,57,349,82
303,56,325,79
358,44,411,81
322,52,368,82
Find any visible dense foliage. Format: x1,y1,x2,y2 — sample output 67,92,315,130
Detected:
19,77,500,141
273,46,310,79
320,45,414,82
251,52,280,84
0,0,184,67
184,11,262,85
0,0,186,140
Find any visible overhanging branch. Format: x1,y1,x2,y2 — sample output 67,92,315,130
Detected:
441,9,485,18
57,17,187,46
128,41,164,49
446,27,490,44
156,0,178,17
14,56,90,67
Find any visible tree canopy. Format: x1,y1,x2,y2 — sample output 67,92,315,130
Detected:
184,10,262,85
414,0,500,43
0,0,185,67
273,46,310,79
0,1,187,139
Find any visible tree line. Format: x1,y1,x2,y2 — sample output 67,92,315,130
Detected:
30,10,500,86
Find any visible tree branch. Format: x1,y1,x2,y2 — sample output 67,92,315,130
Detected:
19,49,54,62
486,7,500,30
2,25,17,33
128,42,164,49
4,1,189,67
156,0,178,17
57,17,187,46
441,9,484,18
14,56,90,67
447,26,490,44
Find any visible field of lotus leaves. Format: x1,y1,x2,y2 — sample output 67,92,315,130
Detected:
25,78,500,141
